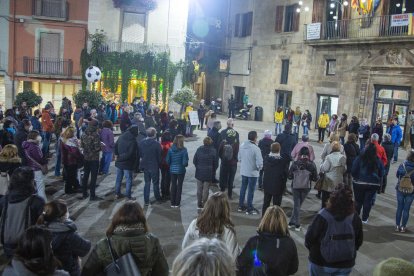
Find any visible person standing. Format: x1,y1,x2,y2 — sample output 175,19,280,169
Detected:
14,119,32,165
348,116,360,136
381,133,394,193
302,110,312,135
41,104,54,156
80,120,102,201
184,102,194,137
372,119,384,144
119,106,131,133
371,133,387,167
197,100,207,130
410,118,414,150
114,126,139,200
160,131,173,200
99,120,115,175
343,133,360,186
0,145,22,185
318,111,329,143
238,131,263,215
166,135,189,208
358,118,371,151
228,95,236,119
257,130,273,190
275,124,297,164
337,114,348,145
274,107,284,136
395,151,414,233
291,135,315,161
208,120,222,183
388,118,402,163
193,137,217,209
292,107,302,136
60,127,82,194
139,127,162,206
30,109,42,133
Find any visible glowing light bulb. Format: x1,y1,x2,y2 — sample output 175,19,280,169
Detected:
296,8,301,13
333,16,338,20
396,3,401,7
330,11,334,14
344,1,349,6
299,1,303,6
361,0,366,3
330,3,335,8
304,6,310,12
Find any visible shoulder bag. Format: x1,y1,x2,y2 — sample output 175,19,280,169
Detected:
25,149,48,175
104,236,141,276
314,173,325,191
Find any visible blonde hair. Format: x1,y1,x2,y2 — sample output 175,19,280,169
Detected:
329,133,340,143
258,206,290,236
173,135,185,149
203,136,213,146
0,144,20,161
331,141,341,152
61,127,75,143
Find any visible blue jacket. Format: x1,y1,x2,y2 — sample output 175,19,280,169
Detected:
351,156,384,185
388,124,403,144
29,116,42,132
139,137,161,172
166,144,188,174
396,160,414,193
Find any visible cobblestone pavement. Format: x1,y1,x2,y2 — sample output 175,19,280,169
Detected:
3,115,414,275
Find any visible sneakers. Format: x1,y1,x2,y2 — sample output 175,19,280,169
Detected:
362,219,369,224
400,226,406,233
246,208,259,215
395,225,400,232
237,206,246,212
294,225,301,232
288,223,295,229
127,196,136,201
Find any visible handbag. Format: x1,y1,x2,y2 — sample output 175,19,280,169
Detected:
0,172,9,196
104,236,141,276
314,173,325,191
25,150,48,175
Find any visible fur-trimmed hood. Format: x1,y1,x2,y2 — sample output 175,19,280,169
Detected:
0,156,21,163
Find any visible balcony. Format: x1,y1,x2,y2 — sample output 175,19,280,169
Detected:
304,15,414,45
88,40,169,55
33,0,68,21
23,57,73,77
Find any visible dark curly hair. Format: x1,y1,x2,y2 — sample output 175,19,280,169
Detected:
326,184,355,218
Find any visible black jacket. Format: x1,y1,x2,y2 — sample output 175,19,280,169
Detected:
45,220,91,276
258,138,273,160
288,158,318,183
139,137,162,173
237,232,298,276
115,130,138,171
348,122,360,135
275,132,297,161
381,141,394,172
263,155,289,195
305,210,363,268
193,145,217,182
208,128,222,151
13,126,28,163
343,142,360,173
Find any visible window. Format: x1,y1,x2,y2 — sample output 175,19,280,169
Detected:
122,12,146,43
275,4,300,33
234,12,253,37
280,59,289,84
326,59,336,75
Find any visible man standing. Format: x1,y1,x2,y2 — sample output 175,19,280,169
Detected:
257,130,273,190
114,126,139,200
238,131,263,215
219,119,239,199
371,133,387,167
80,120,102,201
228,95,235,119
14,119,32,165
139,127,162,206
208,120,222,183
388,118,402,163
291,135,315,161
275,124,297,163
41,104,54,156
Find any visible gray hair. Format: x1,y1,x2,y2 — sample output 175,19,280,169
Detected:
146,127,157,138
213,121,222,129
383,133,391,142
371,133,379,141
172,238,236,276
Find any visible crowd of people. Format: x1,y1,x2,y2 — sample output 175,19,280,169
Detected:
0,97,413,275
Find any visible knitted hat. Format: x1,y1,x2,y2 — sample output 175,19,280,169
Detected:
373,258,414,276
264,130,272,138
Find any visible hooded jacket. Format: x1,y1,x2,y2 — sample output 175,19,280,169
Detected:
238,140,263,177
263,154,289,195
115,128,138,171
80,126,101,161
3,259,69,276
275,131,297,161
318,114,330,128
389,124,403,144
100,127,114,153
166,144,189,174
139,137,162,173
23,140,46,171
193,145,217,182
44,220,91,276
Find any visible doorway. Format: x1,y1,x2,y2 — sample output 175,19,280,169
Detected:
275,90,292,123
315,94,339,129
234,86,245,110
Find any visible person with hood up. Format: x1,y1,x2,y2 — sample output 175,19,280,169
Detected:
193,136,217,209
37,200,91,276
358,118,371,151
60,127,82,194
14,119,32,165
257,130,274,190
317,111,330,143
291,135,315,161
388,118,403,163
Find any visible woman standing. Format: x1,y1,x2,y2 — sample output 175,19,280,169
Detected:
99,120,114,175
182,192,239,260
337,114,348,145
193,137,217,209
352,143,384,223
0,145,22,193
166,135,189,208
328,114,339,138
381,134,394,193
395,151,414,232
37,200,91,275
343,134,360,186
372,119,384,144
23,130,48,201
302,110,312,135
119,106,131,133
237,206,298,275
348,116,360,136
82,202,169,275
197,100,206,130
320,142,346,208
160,131,173,200
274,107,284,136
60,127,83,194
317,111,329,144
358,119,371,151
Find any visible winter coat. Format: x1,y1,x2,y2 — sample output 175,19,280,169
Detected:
318,114,330,128
197,104,206,121
337,120,348,137
61,138,83,167
258,138,273,160
182,219,240,261
0,128,14,148
396,160,414,194
144,116,157,129
208,127,222,152
305,209,363,269
358,125,370,140
80,127,101,161
3,259,69,276
100,127,114,153
348,121,360,135
320,152,346,192
30,116,42,132
344,142,359,173
41,110,54,132
275,131,297,161
263,154,289,195
73,109,82,125
219,128,240,166
0,156,21,176
352,156,384,186
237,232,298,276
193,145,217,182
238,141,263,177
291,141,315,161
115,130,138,171
372,124,383,143
288,158,318,188
13,126,28,163
274,111,284,123
372,141,387,166
381,141,394,173
160,141,172,170
81,226,168,276
119,112,131,132
166,144,189,175
44,220,91,276
220,127,240,145
321,142,345,162
23,140,47,171
389,124,403,144
138,137,161,173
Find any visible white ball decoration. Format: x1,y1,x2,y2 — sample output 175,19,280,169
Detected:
85,66,102,83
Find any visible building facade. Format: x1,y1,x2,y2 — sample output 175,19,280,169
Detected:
224,0,414,143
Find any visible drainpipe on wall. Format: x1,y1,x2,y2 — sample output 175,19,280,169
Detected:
11,0,16,101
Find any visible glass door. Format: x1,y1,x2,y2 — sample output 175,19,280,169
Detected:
394,104,408,142
275,90,292,121
374,102,391,134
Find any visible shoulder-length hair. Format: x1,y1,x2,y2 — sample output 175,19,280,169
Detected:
61,127,75,142
0,144,20,161
106,201,148,236
37,199,68,225
326,184,355,217
173,135,185,149
258,206,290,236
196,192,234,235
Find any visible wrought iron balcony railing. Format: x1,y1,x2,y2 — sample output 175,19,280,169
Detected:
23,57,73,77
33,0,67,20
88,40,169,54
305,14,414,42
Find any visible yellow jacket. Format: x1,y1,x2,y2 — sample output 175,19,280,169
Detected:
184,106,193,121
318,114,330,128
274,111,284,123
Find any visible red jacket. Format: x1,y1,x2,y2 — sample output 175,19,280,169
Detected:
160,141,172,169
373,140,387,166
41,110,54,132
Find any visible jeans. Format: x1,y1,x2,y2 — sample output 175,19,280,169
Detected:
54,142,61,176
160,167,171,198
100,151,113,174
239,176,257,212
64,164,79,193
290,188,310,226
340,136,345,145
293,125,299,135
258,169,264,188
275,123,282,135
262,192,282,215
228,108,235,119
318,128,326,142
393,142,400,161
115,168,133,198
321,190,331,209
220,164,237,198
42,131,52,156
359,138,367,151
171,173,185,206
303,125,309,135
353,183,378,221
82,160,99,198
143,170,161,204
197,180,210,207
309,262,352,276
34,170,47,202
396,190,414,227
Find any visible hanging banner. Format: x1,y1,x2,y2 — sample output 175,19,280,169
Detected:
391,14,410,27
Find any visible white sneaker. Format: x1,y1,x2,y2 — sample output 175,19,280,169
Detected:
362,219,369,224
294,226,301,231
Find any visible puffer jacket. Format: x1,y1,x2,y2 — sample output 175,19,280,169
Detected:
389,124,403,144
320,152,346,192
115,130,138,171
81,226,168,276
3,259,69,276
22,140,47,171
44,220,91,276
166,144,189,174
352,156,384,186
193,145,217,182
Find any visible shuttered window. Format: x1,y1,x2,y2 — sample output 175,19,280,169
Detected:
235,14,241,37
234,12,253,37
276,5,300,33
280,59,289,84
40,32,60,59
312,0,324,23
122,12,146,43
275,6,284,33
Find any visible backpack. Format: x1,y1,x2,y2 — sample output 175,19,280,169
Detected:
221,141,234,161
318,209,355,264
398,163,414,194
292,165,312,189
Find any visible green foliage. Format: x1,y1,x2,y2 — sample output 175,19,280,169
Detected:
14,90,42,108
73,90,104,109
172,87,196,109
80,48,90,90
